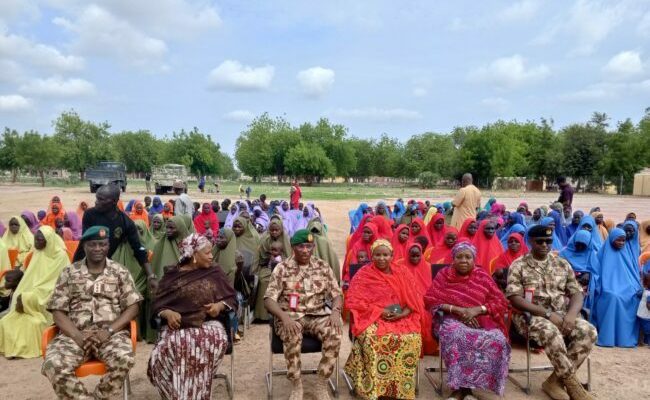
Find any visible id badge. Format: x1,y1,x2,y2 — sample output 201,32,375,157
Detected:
289,293,300,311
93,282,103,295
524,287,535,303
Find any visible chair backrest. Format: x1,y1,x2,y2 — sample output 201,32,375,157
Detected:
349,262,368,281
65,241,79,259
23,251,33,269
430,264,448,280
7,248,18,268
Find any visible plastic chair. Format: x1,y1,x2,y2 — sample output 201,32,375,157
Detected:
266,315,339,399
7,248,18,268
639,251,650,268
23,252,33,269
65,241,79,259
41,320,137,400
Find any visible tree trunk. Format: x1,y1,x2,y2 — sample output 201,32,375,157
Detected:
79,170,85,180
39,170,45,187
11,168,17,183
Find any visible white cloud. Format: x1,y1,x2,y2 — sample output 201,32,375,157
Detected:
223,110,256,122
20,77,95,97
603,51,644,80
330,107,422,122
297,67,335,98
481,97,510,113
207,60,274,92
560,79,650,102
53,6,167,69
412,87,428,97
469,55,549,89
0,31,84,74
0,94,32,111
498,0,541,22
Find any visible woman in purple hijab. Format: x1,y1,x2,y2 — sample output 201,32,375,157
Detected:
20,211,41,234
0,221,5,237
64,211,82,240
224,203,240,229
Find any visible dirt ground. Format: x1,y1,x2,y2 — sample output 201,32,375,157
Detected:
0,184,649,399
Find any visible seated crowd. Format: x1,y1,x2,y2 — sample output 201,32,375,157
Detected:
0,182,647,400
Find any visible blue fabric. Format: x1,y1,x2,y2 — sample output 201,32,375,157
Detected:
592,228,642,347
349,203,369,233
390,200,406,221
548,210,568,246
483,197,496,211
500,224,526,250
623,220,641,264
124,199,136,213
574,215,603,251
531,217,563,251
559,230,600,310
149,196,164,216
565,211,584,239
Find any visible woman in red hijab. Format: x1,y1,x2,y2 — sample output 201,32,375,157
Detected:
491,232,528,292
426,213,447,249
408,218,429,244
427,227,459,264
129,201,150,227
344,239,427,400
458,218,478,241
193,202,219,237
472,219,503,274
343,222,378,283
161,202,174,220
372,212,394,240
390,224,410,263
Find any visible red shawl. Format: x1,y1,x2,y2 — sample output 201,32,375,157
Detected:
424,266,508,336
458,218,476,241
492,232,528,272
390,224,410,263
347,214,374,252
373,214,394,240
426,213,447,248
347,262,428,339
343,222,378,282
428,227,459,264
193,205,219,236
472,220,503,274
409,218,430,243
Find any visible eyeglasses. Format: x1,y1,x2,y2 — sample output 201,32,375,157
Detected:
534,239,554,245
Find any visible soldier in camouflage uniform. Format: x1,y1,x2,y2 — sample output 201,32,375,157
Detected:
507,225,597,400
42,226,143,400
265,229,343,400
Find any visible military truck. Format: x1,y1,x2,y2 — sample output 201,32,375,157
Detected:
86,161,127,193
152,164,189,195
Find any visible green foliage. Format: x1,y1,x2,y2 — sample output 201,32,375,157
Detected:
0,128,20,181
165,127,223,176
15,131,62,186
284,142,335,182
111,130,163,173
418,171,440,189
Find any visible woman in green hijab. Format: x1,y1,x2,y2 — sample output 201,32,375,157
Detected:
150,216,190,279
213,228,238,285
150,214,166,241
307,217,340,282
232,216,264,319
181,214,195,234
134,219,155,251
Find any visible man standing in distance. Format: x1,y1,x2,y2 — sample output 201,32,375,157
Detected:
556,176,574,211
450,173,481,229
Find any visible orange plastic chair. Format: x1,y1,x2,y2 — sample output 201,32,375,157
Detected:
8,248,18,268
65,241,79,260
42,320,137,397
23,252,33,270
640,252,650,268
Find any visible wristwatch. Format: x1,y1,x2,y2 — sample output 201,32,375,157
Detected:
544,310,552,319
106,326,115,336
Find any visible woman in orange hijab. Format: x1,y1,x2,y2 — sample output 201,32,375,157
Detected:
162,202,174,220
129,201,150,227
42,197,66,229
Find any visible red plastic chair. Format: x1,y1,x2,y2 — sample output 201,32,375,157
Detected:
42,320,137,398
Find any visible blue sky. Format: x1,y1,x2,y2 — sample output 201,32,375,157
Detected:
1,0,649,160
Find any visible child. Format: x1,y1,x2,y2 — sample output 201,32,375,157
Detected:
356,250,369,264
268,241,285,270
0,269,24,313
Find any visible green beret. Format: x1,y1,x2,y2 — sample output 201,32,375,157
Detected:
290,229,314,246
81,225,110,241
528,225,553,239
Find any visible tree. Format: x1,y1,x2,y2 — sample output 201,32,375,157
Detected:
234,114,285,181
15,131,61,186
111,130,164,173
165,127,222,176
0,128,20,182
599,119,645,193
524,118,559,180
348,137,375,181
284,142,335,183
53,110,113,179
298,119,356,178
418,171,440,189
371,134,403,178
559,123,606,189
216,152,238,180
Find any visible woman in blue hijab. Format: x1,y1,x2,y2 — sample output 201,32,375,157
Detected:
483,197,496,212
390,199,406,222
148,196,164,217
575,215,603,251
623,220,641,264
565,210,584,241
548,210,568,246
592,228,642,347
559,230,600,310
500,223,526,250
349,203,370,233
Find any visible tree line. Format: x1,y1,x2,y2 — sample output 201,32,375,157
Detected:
235,109,650,193
0,111,236,186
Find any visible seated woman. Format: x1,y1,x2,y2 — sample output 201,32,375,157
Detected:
151,216,191,279
344,239,426,400
0,226,69,358
427,227,459,264
491,232,528,291
559,230,600,309
425,242,510,400
148,234,237,400
591,228,642,347
472,220,502,274
2,216,33,267
390,224,410,263
129,201,149,228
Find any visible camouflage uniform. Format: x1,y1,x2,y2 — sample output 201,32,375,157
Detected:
506,253,597,379
42,259,143,399
265,256,343,381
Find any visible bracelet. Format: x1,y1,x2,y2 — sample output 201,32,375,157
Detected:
481,305,487,314
449,305,454,314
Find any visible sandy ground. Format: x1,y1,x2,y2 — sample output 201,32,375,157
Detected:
1,184,649,399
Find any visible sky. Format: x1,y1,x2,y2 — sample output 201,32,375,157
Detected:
1,0,650,160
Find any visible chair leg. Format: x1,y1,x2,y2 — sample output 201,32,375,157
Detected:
334,357,339,397
123,374,130,400
230,326,235,400
526,335,531,395
267,329,273,400
585,356,592,391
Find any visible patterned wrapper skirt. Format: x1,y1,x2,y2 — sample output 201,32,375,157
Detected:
344,323,422,400
438,317,510,395
147,320,228,400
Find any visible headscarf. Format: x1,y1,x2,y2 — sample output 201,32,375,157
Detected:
426,213,447,248
623,220,640,263
548,210,568,246
178,233,211,261
150,215,190,279
129,201,149,228
483,197,496,212
559,230,600,299
489,203,506,217
423,206,437,225
565,210,584,240
428,227,459,264
343,221,378,282
591,212,609,242
134,219,155,251
493,232,528,272
42,197,66,229
391,199,406,222
390,224,410,263
458,218,477,241
37,210,46,222
64,211,82,241
374,201,392,222
259,216,292,266
124,199,136,213
232,216,261,269
471,220,503,274
640,219,650,253
150,214,166,240
349,203,370,233
76,201,88,220
424,250,508,336
148,196,164,216
2,216,34,266
253,205,270,232
408,218,430,244
576,215,603,251
193,203,219,236
371,210,393,240
20,211,40,235
499,223,526,251
213,228,237,284
307,218,341,281
161,202,174,219
402,243,432,295
224,204,240,229
518,202,532,216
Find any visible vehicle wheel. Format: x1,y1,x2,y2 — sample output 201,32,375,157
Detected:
90,184,97,193
121,185,126,193
155,187,161,195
